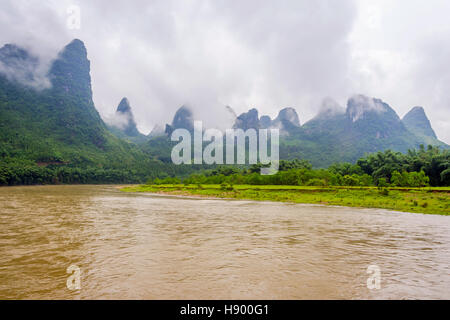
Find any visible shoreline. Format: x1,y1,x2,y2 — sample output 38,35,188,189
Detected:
123,190,413,213
121,184,450,216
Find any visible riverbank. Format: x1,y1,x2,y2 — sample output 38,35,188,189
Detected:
121,184,450,215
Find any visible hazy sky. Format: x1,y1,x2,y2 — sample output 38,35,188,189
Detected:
0,0,449,143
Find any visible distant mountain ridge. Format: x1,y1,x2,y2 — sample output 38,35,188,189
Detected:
147,95,447,167
0,38,448,171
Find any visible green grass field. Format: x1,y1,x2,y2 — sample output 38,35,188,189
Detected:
121,184,450,215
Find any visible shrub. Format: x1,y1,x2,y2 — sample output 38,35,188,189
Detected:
342,175,359,186
306,178,328,186
377,178,389,189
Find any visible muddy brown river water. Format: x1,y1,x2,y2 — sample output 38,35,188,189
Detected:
0,185,449,299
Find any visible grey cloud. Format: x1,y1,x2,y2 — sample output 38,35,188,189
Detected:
0,0,448,143
0,45,51,90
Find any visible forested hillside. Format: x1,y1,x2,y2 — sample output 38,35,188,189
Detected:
0,40,201,185
0,39,448,186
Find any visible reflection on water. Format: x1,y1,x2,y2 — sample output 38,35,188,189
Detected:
0,185,449,299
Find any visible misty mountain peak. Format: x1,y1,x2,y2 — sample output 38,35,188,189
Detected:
112,97,140,137
345,94,408,142
269,107,300,136
62,39,88,58
409,106,425,113
55,39,89,73
346,95,394,122
274,107,300,127
234,108,260,130
116,97,132,114
259,115,272,129
170,105,194,132
148,124,165,138
403,106,437,139
49,39,92,100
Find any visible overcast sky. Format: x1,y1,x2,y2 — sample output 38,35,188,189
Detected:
0,0,449,143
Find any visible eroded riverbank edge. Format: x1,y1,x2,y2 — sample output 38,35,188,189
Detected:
120,184,450,216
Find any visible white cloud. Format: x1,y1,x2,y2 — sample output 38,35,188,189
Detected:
349,0,450,143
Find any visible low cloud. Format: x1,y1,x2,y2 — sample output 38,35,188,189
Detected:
316,98,345,118
103,112,130,131
0,47,52,90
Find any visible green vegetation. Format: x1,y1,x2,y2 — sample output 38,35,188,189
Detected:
122,148,450,215
143,147,448,188
357,145,450,186
0,41,211,185
0,159,204,185
122,184,450,215
1,41,449,187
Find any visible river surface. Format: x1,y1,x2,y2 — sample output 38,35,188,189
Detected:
0,185,449,299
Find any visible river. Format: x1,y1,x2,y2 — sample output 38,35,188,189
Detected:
0,185,449,299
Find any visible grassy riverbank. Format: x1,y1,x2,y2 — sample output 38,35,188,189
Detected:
121,184,450,215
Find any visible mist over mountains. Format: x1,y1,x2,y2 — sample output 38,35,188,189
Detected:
140,92,446,167
0,39,448,170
